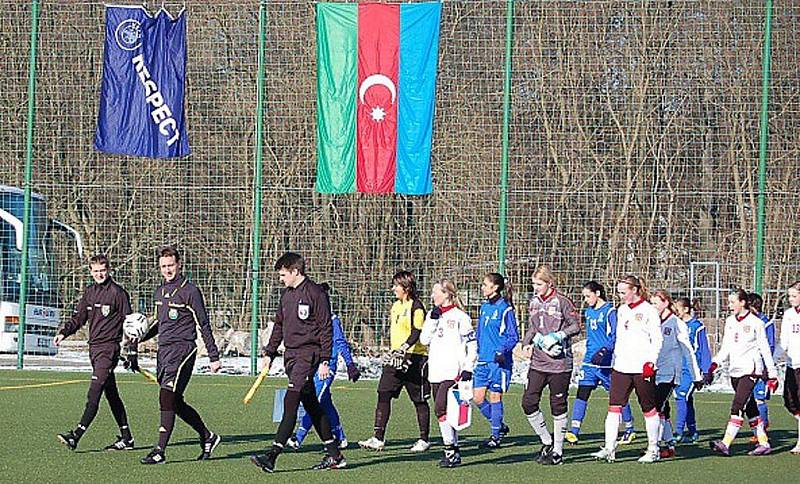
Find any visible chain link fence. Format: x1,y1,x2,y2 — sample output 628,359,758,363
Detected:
0,1,797,367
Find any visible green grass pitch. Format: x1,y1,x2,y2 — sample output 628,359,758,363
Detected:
1,369,798,483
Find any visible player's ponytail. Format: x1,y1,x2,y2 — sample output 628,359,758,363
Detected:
652,289,675,313
583,281,607,302
438,278,466,312
618,274,648,301
486,272,513,306
692,298,704,318
729,288,750,309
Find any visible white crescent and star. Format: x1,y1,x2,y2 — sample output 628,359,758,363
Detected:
358,74,396,122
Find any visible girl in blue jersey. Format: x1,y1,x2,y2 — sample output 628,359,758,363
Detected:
672,297,711,443
473,273,519,448
565,281,636,445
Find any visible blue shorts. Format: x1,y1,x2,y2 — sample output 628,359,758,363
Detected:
752,379,771,400
577,363,611,391
674,370,695,401
473,362,511,393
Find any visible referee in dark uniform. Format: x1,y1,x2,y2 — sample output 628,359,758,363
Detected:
138,246,222,465
56,255,135,451
251,252,346,472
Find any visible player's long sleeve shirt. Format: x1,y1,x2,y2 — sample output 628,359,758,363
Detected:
522,290,580,373
713,311,776,379
264,277,332,359
684,317,712,374
582,302,617,367
476,296,519,368
59,277,131,346
330,312,354,373
612,299,662,374
780,306,800,369
655,312,701,385
153,274,220,361
420,306,477,383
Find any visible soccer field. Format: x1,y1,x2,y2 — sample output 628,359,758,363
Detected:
1,370,797,483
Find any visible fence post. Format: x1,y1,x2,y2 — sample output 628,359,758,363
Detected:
497,0,514,274
754,0,773,293
18,0,41,370
249,0,267,376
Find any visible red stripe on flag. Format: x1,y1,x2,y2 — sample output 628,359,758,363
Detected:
356,3,399,194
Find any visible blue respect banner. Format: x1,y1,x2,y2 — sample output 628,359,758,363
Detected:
95,5,190,158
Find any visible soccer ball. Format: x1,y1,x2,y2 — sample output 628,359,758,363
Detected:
123,313,149,340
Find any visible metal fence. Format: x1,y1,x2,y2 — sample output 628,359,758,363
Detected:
1,1,798,371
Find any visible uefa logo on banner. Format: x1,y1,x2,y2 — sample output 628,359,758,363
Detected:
115,19,142,51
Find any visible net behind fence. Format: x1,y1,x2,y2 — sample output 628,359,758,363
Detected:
0,1,797,368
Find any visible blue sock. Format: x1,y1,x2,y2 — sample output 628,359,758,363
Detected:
476,400,491,421
570,398,588,435
622,404,634,430
686,397,697,433
490,402,504,438
758,402,769,428
296,414,312,444
674,399,688,436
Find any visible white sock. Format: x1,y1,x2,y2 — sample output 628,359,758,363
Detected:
644,412,661,453
794,415,800,446
604,410,621,451
553,413,567,455
438,419,455,446
526,411,552,446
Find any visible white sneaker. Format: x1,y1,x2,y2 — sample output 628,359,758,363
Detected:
286,436,300,450
790,443,800,455
339,439,348,450
590,446,616,462
358,436,385,451
638,449,660,463
409,439,430,452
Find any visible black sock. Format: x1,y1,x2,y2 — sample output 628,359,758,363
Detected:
414,402,430,442
275,390,302,445
374,399,391,441
158,411,176,450
120,425,132,441
175,396,209,441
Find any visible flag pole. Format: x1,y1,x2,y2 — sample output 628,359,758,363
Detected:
497,0,514,274
249,0,267,376
18,0,41,369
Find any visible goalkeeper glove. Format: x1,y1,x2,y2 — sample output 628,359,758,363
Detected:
493,351,506,365
544,344,563,358
460,370,473,382
531,333,545,349
430,306,442,320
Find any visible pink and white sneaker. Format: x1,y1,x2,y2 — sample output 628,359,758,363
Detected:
748,445,772,456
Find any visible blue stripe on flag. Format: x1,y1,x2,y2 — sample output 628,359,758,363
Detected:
396,2,441,195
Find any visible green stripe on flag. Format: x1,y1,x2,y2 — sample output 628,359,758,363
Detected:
315,3,358,194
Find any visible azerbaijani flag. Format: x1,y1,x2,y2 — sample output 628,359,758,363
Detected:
315,2,441,195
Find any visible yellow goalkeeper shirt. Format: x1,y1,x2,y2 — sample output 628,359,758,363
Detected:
390,298,427,356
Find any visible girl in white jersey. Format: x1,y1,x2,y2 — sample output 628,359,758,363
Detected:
650,290,702,459
592,275,663,464
420,279,477,468
707,289,777,457
780,281,800,454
